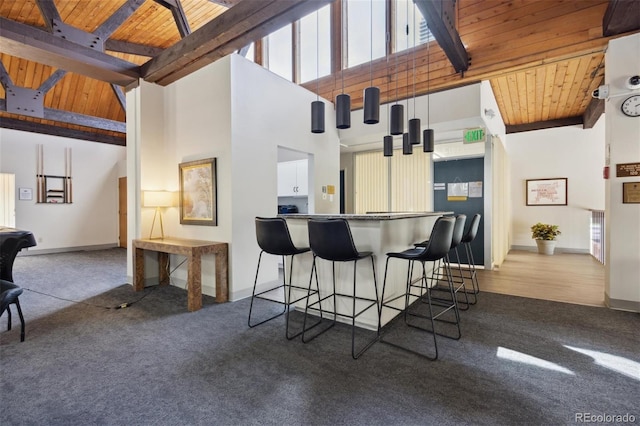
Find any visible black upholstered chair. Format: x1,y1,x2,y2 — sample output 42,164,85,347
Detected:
0,228,37,282
303,219,379,359
460,214,482,302
1,279,25,342
249,217,317,339
378,216,458,360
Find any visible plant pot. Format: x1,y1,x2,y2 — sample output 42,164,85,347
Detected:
535,239,556,255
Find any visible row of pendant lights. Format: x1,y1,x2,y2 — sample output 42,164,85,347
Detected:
310,1,434,157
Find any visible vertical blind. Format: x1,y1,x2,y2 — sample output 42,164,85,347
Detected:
354,149,432,214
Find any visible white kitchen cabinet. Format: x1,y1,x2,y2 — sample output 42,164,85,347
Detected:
277,160,308,197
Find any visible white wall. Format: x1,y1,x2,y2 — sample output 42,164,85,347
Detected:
604,33,640,311
127,54,340,300
505,119,606,251
0,129,126,252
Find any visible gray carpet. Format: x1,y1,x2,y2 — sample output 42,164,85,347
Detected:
1,248,639,425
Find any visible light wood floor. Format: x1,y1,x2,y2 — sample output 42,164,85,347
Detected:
475,250,605,307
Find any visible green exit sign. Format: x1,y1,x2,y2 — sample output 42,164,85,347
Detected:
463,128,486,144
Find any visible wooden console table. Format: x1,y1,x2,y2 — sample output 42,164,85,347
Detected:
133,237,228,311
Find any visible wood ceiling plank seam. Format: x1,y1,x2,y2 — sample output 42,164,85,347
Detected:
548,61,569,119
66,73,86,114
524,68,536,123
491,77,513,125
458,0,525,24
22,58,38,89
127,5,178,46
506,73,520,124
94,0,147,39
534,66,546,123
85,80,104,118
45,71,65,110
516,72,528,124
463,1,608,43
6,55,20,87
556,58,581,119
563,56,593,118
573,55,603,115
110,2,164,45
56,69,75,114
541,63,557,122
460,0,572,37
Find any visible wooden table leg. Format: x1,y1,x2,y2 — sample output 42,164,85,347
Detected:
158,252,169,286
187,252,202,312
215,247,229,303
134,247,144,291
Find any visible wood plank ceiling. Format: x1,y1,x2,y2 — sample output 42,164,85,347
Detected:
0,0,638,146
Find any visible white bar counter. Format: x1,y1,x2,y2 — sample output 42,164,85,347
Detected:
280,212,450,329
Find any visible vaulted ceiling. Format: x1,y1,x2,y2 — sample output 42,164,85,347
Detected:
1,0,638,146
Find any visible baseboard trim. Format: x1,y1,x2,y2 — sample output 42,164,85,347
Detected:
604,293,640,313
18,243,120,256
511,245,590,255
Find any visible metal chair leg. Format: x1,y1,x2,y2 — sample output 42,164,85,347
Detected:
15,299,25,342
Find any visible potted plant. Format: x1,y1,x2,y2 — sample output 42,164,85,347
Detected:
531,222,561,255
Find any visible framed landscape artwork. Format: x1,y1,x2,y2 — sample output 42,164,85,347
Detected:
179,158,217,226
526,178,568,206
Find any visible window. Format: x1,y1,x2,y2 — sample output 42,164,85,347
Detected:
299,5,331,83
266,24,293,81
345,0,386,68
394,0,432,53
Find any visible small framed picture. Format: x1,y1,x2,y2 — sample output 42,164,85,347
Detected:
622,182,640,204
19,187,33,201
526,178,568,206
179,158,217,226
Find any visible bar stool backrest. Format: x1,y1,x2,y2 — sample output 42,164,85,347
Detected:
461,214,481,244
451,214,467,249
308,219,360,262
255,217,300,256
420,216,456,262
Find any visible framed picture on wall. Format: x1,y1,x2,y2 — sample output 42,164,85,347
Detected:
526,178,568,206
179,158,217,226
622,182,640,204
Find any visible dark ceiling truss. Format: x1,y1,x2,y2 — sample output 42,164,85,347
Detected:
153,0,192,38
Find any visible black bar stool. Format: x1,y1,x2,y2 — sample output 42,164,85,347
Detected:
248,217,319,340
460,214,481,302
302,218,379,359
418,214,472,310
1,279,26,342
378,216,459,360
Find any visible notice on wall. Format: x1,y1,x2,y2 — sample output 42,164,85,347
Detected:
469,181,483,198
447,182,468,201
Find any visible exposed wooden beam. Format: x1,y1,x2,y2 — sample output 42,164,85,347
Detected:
0,99,125,132
0,60,13,88
0,18,140,86
414,0,469,73
104,39,164,58
141,0,333,86
583,97,605,129
153,0,192,38
0,116,125,146
38,69,67,93
34,0,61,33
603,0,640,36
506,116,583,134
95,0,147,39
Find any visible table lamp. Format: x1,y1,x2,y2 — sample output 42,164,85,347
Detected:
143,191,174,239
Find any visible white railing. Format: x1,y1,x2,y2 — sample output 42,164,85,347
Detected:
590,210,605,264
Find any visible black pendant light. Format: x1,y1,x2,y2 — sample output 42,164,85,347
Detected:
402,132,412,155
383,135,393,157
310,10,324,134
423,23,435,153
408,2,421,145
336,48,351,129
363,0,379,124
311,100,325,133
390,10,403,136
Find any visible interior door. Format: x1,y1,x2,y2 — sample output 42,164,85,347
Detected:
433,158,484,266
118,177,127,248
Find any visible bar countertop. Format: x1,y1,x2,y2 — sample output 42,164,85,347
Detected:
278,212,451,220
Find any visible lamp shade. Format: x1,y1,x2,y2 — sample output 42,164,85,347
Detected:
336,94,351,129
390,104,404,135
311,100,325,133
423,128,435,152
383,135,393,157
409,118,421,145
363,86,380,124
143,191,174,207
402,133,412,155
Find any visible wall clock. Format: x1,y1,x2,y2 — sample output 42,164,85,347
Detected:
621,95,640,117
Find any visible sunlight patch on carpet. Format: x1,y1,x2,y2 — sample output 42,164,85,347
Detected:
564,345,640,381
497,347,574,375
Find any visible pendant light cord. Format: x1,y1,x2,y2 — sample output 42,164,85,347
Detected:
369,0,373,87
316,10,320,101
412,2,417,119
427,25,430,127
406,0,410,118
